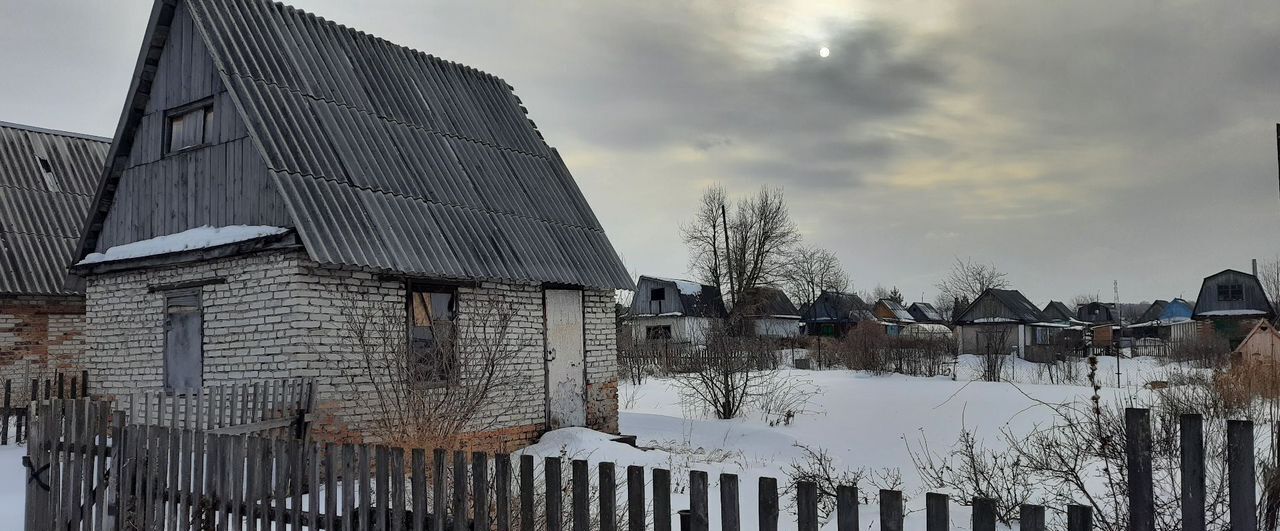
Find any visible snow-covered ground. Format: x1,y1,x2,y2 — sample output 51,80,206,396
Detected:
519,354,1185,530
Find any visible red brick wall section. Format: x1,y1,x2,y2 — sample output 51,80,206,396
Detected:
0,295,86,397
586,378,620,435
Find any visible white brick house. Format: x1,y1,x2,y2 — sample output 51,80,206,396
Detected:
70,0,632,449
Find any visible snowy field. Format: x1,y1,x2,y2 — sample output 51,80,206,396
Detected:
519,355,1183,530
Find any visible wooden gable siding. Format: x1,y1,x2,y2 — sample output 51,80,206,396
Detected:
94,1,288,252
960,293,1019,322
1193,270,1274,318
629,277,684,316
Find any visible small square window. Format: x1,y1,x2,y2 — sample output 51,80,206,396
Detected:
650,288,666,301
1217,284,1244,302
166,100,214,154
407,283,457,383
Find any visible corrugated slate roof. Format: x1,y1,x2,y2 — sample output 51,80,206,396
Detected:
956,288,1046,324
907,302,944,322
736,286,799,317
800,291,870,323
80,0,631,290
0,122,108,296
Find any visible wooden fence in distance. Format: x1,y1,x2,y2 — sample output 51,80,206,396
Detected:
1,369,89,446
127,378,315,437
24,401,1268,531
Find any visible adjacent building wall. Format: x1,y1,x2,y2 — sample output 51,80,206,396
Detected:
0,295,85,397
84,249,619,451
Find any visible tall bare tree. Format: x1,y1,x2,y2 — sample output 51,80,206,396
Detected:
782,246,850,308
1259,257,1280,314
935,257,1010,308
682,185,800,304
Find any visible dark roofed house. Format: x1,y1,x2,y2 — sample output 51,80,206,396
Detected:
1076,302,1117,324
626,276,727,345
1042,301,1075,323
1129,298,1199,353
72,0,631,447
735,286,800,338
907,302,946,324
1192,269,1275,348
0,121,108,397
800,291,873,337
954,288,1066,361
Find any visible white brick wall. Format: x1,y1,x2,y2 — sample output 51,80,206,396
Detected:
84,249,619,441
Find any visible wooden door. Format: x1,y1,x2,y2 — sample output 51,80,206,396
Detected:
163,290,203,393
545,289,586,429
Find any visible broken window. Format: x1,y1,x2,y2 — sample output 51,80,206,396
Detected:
163,290,203,393
407,283,457,383
1217,283,1243,302
645,325,672,341
166,99,214,153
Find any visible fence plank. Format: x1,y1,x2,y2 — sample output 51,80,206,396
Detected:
1067,505,1092,531
412,448,427,531
690,470,710,531
453,451,467,531
473,452,489,531
310,442,323,531
171,425,185,531
546,456,563,531
796,480,817,531
496,453,511,531
572,459,590,531
1228,419,1256,531
880,490,904,531
520,454,534,531
926,492,948,531
392,447,407,531
757,476,778,531
652,468,671,531
1125,408,1154,531
1019,504,1045,531
359,444,373,531
599,462,617,531
344,444,357,531
836,485,857,531
972,497,996,531
274,438,288,531
626,465,644,531
377,446,390,531
432,449,446,531
1180,414,1206,531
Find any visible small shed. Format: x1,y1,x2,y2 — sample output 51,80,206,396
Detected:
873,299,915,336
1129,298,1197,351
800,291,873,337
626,276,727,344
735,286,800,338
1233,319,1280,364
907,302,946,324
1192,269,1275,348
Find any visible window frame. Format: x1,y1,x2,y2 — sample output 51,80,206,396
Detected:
162,288,204,394
164,97,215,155
645,325,672,341
405,281,459,386
1217,283,1244,302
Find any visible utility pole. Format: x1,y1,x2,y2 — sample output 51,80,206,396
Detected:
720,204,735,307
1114,280,1122,389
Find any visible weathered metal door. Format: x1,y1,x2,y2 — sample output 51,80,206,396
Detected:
544,289,586,429
163,290,203,393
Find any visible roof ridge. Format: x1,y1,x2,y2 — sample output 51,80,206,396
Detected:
266,167,607,233
0,120,112,143
224,71,549,160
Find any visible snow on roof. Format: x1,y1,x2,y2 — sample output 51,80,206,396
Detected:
77,225,289,265
649,276,706,296
1198,309,1267,317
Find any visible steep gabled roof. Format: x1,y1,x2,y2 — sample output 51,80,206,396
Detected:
1137,300,1169,324
1076,301,1116,324
735,286,799,317
0,121,108,295
1042,301,1074,322
630,275,727,318
77,0,631,290
875,299,915,322
955,288,1046,324
800,291,870,323
907,302,944,323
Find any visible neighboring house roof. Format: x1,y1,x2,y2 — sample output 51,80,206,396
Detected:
1076,301,1116,324
1192,269,1275,320
628,275,727,318
800,291,871,323
874,299,915,322
1136,300,1168,323
1042,301,1074,322
955,288,1046,325
0,121,109,296
907,302,945,323
736,286,799,318
76,0,631,290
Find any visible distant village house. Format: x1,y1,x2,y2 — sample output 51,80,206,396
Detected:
625,276,727,345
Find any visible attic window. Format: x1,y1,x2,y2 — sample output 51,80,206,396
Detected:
1218,284,1244,302
650,288,665,301
165,99,214,154
35,155,60,192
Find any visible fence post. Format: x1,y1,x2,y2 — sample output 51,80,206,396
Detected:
880,490,904,531
796,481,818,531
836,485,858,531
971,497,996,531
1227,419,1256,531
689,470,709,531
758,477,778,531
2,379,10,446
1067,505,1092,531
925,492,948,531
546,456,563,531
653,468,671,531
572,459,590,531
719,473,739,531
519,454,534,531
1125,408,1154,531
1180,414,1205,531
473,452,489,531
627,466,644,531
495,454,511,531
1019,504,1045,531
599,462,616,531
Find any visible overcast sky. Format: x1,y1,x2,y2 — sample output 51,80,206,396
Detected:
2,0,1278,305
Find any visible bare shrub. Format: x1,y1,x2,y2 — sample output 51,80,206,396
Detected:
752,372,819,426
909,428,1034,525
673,322,781,419
339,294,525,450
1167,334,1229,368
832,325,889,373
786,443,903,522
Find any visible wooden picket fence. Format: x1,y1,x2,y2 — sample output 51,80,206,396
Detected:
0,369,89,446
22,404,1269,530
127,378,316,437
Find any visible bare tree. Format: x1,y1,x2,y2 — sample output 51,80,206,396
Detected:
682,185,800,305
1259,257,1280,314
338,295,525,449
935,257,1009,306
871,285,904,304
782,246,850,309
1070,293,1100,308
